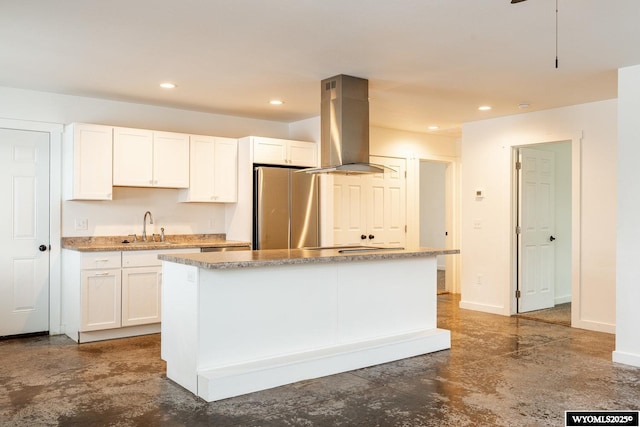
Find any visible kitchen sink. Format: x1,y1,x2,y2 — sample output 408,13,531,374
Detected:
122,240,176,245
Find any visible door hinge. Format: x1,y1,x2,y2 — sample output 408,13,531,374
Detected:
515,289,521,299
405,225,407,233
404,171,407,178
516,226,521,234
515,161,522,170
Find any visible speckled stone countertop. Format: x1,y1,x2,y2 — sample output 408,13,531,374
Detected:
158,247,460,270
61,234,251,252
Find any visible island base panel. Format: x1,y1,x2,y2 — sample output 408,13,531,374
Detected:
197,328,450,402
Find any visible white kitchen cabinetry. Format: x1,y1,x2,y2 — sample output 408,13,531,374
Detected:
179,135,238,203
78,251,122,332
113,127,189,188
252,136,317,167
63,123,114,200
62,248,193,343
121,250,166,327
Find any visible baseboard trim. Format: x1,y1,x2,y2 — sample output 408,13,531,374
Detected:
612,350,640,368
197,328,451,402
78,323,161,343
459,300,506,316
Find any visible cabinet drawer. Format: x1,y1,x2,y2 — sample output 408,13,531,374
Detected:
81,252,121,269
122,248,194,268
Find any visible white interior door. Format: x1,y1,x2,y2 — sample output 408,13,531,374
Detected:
0,128,50,336
333,174,368,246
369,156,406,246
518,147,556,313
333,157,406,247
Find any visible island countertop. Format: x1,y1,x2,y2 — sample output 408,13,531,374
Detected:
158,246,459,270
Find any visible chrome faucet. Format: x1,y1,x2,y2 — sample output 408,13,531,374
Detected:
142,211,154,241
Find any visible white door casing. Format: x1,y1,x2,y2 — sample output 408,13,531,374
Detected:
518,147,556,313
0,128,50,336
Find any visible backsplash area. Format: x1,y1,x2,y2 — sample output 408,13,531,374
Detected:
62,186,227,237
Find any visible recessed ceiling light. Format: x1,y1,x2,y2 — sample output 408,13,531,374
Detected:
478,105,492,111
269,100,284,105
160,82,177,89
519,103,530,109
428,125,439,131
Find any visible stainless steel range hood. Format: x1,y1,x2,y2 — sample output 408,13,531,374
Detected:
302,74,387,174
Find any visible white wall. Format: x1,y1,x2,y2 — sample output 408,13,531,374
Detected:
461,99,617,333
614,64,640,367
0,86,292,238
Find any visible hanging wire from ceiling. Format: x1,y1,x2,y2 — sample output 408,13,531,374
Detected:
511,0,560,69
555,0,559,68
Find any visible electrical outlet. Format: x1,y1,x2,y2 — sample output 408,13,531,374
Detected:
476,274,483,286
75,218,88,231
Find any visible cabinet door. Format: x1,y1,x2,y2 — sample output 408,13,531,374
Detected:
180,136,237,202
253,137,287,165
212,137,238,202
64,123,113,200
180,135,216,201
121,266,162,326
113,127,154,186
288,140,318,167
80,269,121,331
153,131,189,188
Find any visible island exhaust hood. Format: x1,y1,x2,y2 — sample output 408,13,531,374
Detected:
302,74,387,174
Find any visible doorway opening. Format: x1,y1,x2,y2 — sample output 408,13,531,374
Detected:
511,134,580,327
419,160,453,294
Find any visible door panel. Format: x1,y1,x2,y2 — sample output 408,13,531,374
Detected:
255,167,290,249
518,147,556,312
333,157,406,247
0,128,50,336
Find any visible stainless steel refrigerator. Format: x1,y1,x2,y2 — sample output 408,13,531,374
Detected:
253,166,319,250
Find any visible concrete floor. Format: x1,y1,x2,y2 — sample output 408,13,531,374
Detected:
1,294,639,426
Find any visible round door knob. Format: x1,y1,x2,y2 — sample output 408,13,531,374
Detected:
39,245,48,252
549,235,556,242
368,234,375,240
361,234,367,240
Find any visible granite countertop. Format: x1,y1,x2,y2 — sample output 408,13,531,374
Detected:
158,247,460,270
61,234,251,252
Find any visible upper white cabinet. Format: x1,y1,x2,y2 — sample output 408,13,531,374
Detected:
252,137,317,167
179,135,238,203
113,127,189,188
63,123,113,200
153,131,191,188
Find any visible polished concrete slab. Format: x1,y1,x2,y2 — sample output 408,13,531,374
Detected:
1,294,638,426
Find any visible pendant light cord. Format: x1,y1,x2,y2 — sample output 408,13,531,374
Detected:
555,0,559,68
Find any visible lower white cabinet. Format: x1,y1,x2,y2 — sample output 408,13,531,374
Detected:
62,248,193,343
80,268,121,331
121,266,162,326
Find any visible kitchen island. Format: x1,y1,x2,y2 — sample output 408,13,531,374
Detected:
159,247,457,402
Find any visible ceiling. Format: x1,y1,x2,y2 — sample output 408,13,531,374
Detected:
2,0,639,137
